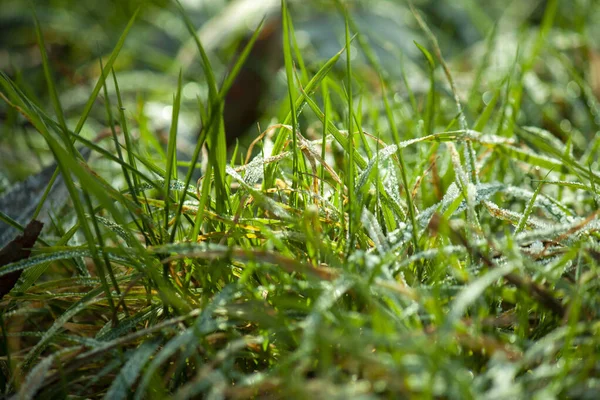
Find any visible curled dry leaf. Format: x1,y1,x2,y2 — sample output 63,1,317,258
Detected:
0,220,43,299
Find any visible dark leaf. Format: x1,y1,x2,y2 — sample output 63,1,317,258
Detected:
0,220,43,299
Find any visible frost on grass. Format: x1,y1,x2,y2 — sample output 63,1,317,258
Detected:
361,207,389,254
243,154,266,186
504,186,572,224
226,165,291,220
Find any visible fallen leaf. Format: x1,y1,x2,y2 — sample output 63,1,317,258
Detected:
0,220,43,299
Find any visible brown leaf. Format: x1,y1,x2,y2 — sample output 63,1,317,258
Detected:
222,16,282,147
0,220,43,299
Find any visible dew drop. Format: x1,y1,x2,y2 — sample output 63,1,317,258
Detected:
482,90,493,105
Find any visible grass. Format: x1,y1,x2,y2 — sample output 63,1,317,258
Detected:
1,0,600,398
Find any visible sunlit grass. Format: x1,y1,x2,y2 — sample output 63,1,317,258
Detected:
1,0,600,398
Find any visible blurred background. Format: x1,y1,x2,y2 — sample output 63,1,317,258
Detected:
1,0,599,184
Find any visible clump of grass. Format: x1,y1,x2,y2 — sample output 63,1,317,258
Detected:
1,0,600,398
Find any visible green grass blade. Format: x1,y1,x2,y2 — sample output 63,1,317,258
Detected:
32,7,67,133
219,19,266,100
165,71,182,240
175,0,228,225
414,41,435,136
265,42,347,188
282,0,301,206
74,8,140,135
381,80,419,251
343,7,356,250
